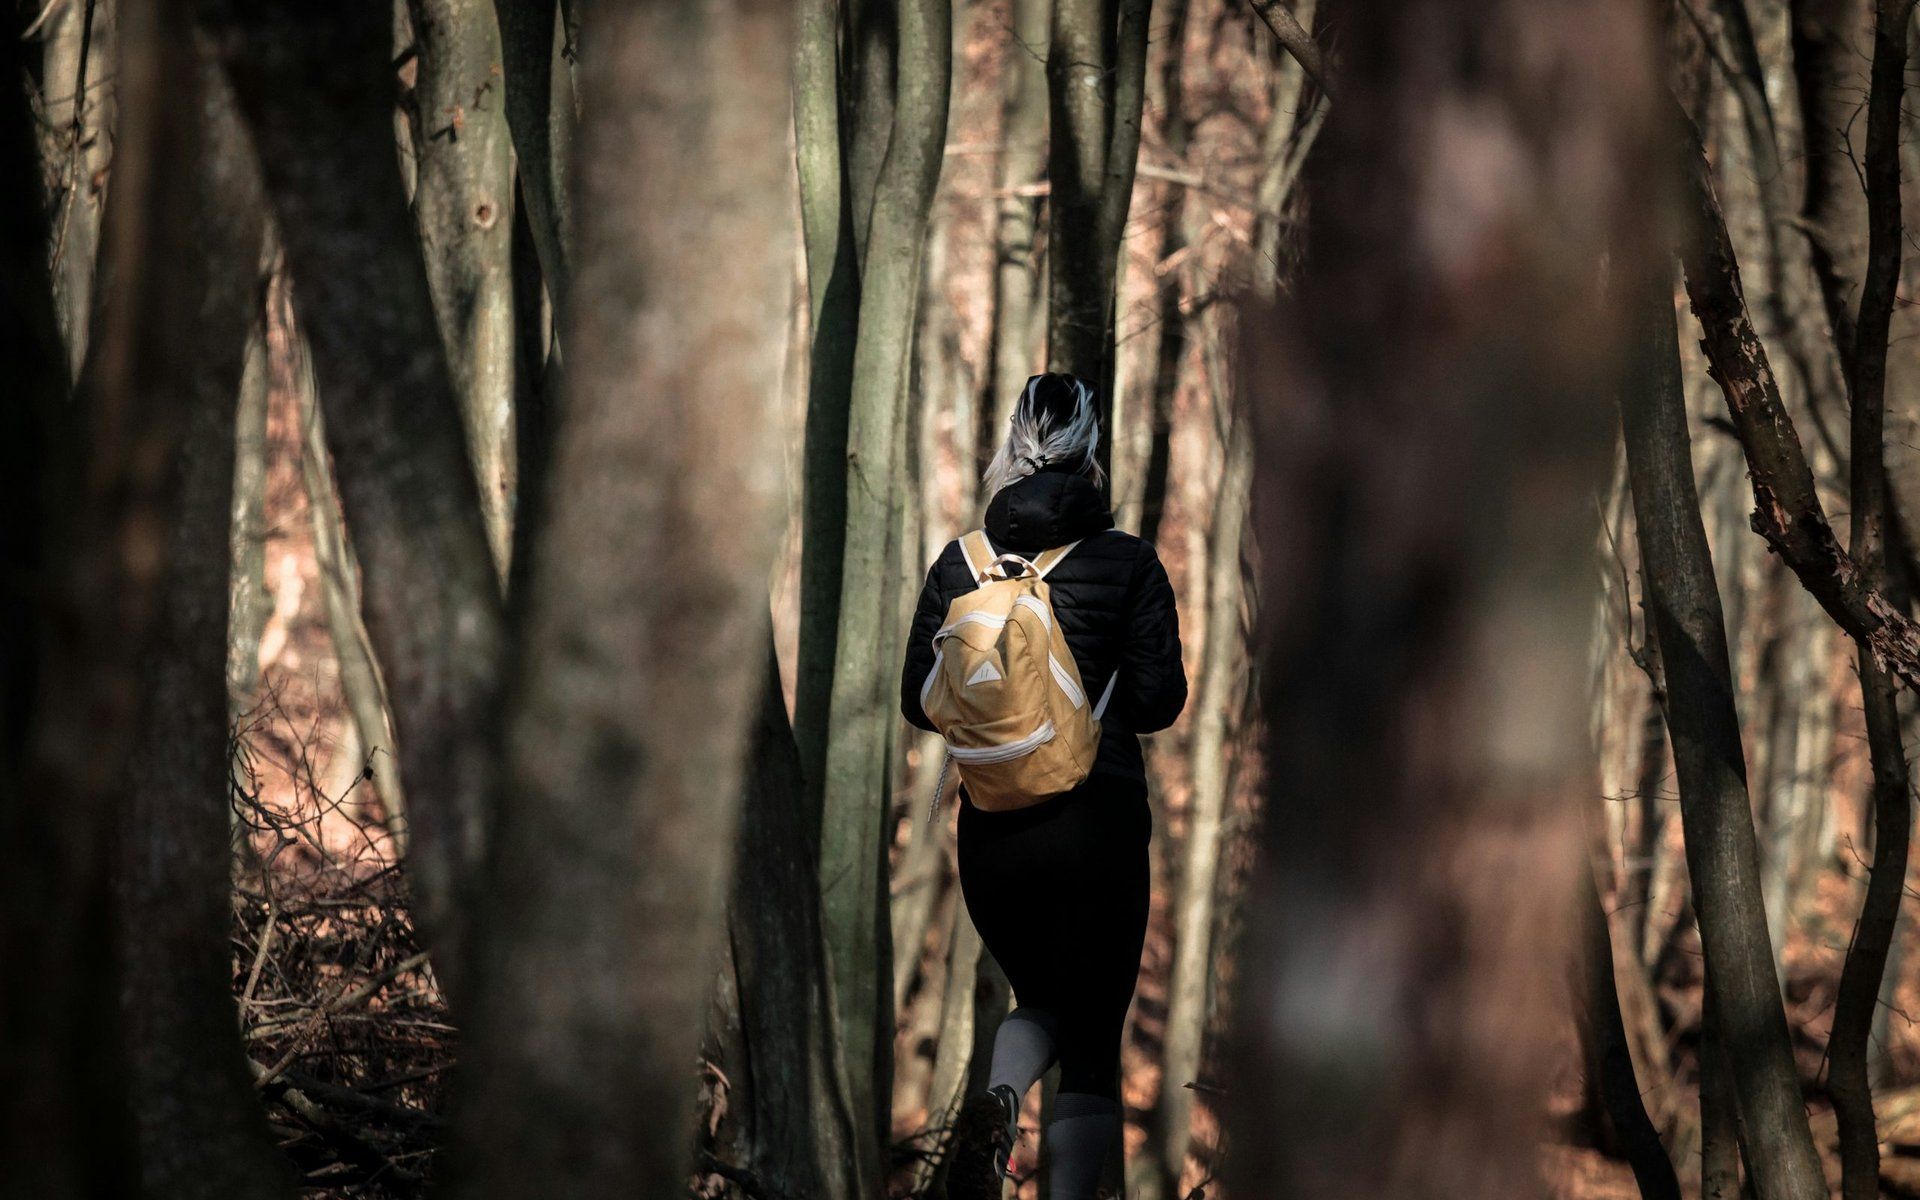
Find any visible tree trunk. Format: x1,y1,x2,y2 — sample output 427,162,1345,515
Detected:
1620,268,1828,1200
1790,0,1874,358
976,0,1051,477
1152,405,1248,1186
1574,861,1682,1200
406,0,520,577
1826,4,1915,1196
0,2,128,1190
1046,0,1149,465
203,0,508,996
226,265,273,721
444,4,794,1196
493,0,572,311
719,650,867,1200
37,0,112,383
110,40,291,1198
817,0,952,1176
793,0,863,837
1224,0,1664,1193
287,292,409,842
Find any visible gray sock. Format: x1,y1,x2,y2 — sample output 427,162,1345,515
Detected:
986,1007,1059,1098
1046,1092,1121,1200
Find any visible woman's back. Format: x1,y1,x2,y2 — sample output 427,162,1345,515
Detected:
900,463,1186,785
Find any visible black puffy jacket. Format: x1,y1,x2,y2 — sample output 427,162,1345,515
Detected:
900,466,1187,783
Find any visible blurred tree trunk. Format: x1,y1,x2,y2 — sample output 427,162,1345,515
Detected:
203,0,507,997
1790,0,1873,358
493,0,572,313
1046,0,1149,467
1151,407,1249,1187
444,3,794,1196
0,3,128,1190
406,0,519,577
1130,0,1191,546
817,0,951,1175
1622,266,1827,1200
110,39,292,1199
37,0,112,382
976,0,1051,476
715,649,866,1200
1825,4,1915,1196
1225,0,1664,1195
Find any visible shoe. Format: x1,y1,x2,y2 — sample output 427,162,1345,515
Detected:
947,1090,1010,1199
988,1083,1020,1179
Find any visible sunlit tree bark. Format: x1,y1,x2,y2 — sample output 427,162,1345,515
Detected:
36,0,112,382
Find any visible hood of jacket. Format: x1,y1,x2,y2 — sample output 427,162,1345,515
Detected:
983,467,1114,553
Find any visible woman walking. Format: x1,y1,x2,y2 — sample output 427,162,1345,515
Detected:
901,372,1186,1196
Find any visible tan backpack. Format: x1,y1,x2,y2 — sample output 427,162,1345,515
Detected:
921,530,1113,817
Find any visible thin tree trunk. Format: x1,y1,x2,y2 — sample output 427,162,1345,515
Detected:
111,41,290,1198
1575,861,1682,1200
793,0,863,837
1790,0,1873,359
493,0,572,310
1046,0,1149,464
1677,119,1920,687
1620,268,1828,1200
1698,984,1743,1200
203,0,508,996
287,294,409,844
38,0,112,383
444,4,795,1196
0,1,130,1189
1224,0,1665,1192
1153,409,1249,1184
406,0,520,577
719,650,867,1200
227,267,273,721
1826,5,1915,1196
977,0,1051,477
818,0,952,1175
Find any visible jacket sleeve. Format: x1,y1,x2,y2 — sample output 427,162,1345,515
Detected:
900,549,950,732
1113,540,1187,733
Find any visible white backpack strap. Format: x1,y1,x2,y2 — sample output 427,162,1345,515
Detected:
958,530,996,584
1032,539,1083,579
1092,671,1117,720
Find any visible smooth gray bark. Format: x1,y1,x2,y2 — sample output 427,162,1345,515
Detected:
1620,271,1827,1200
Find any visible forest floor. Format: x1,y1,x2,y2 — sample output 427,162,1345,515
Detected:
1544,857,1920,1199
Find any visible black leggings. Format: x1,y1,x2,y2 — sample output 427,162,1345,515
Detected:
956,774,1151,1099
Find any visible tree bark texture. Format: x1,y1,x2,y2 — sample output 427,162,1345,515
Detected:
817,0,951,1175
1790,0,1873,358
793,0,862,838
226,266,272,719
1677,122,1920,690
202,0,508,997
1046,0,1149,464
492,0,572,311
444,4,795,1196
719,650,867,1200
37,0,112,383
1225,0,1664,1194
1620,271,1827,1200
406,0,520,577
1825,4,1915,1196
110,41,291,1200
977,0,1051,476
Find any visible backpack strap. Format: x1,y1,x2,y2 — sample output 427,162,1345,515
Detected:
1032,540,1083,579
958,530,996,584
